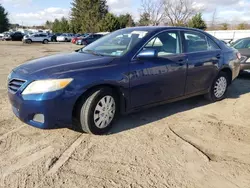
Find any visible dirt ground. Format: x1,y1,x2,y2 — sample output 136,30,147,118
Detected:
1,41,250,188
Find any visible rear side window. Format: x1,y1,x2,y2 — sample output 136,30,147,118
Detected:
207,37,220,50
39,34,47,37
184,32,208,53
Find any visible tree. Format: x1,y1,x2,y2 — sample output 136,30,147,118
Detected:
99,13,120,32
221,23,228,30
71,0,108,33
237,23,247,30
0,4,10,33
137,12,151,26
118,14,135,28
140,0,164,26
51,18,71,33
163,0,200,26
52,19,61,33
60,17,70,32
188,13,207,30
45,20,53,30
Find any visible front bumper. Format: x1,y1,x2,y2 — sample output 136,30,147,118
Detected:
8,89,78,129
239,56,250,73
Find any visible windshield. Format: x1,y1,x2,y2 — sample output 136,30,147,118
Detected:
232,39,250,49
79,29,149,57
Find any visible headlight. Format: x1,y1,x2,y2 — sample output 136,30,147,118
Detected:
246,58,250,63
22,78,73,95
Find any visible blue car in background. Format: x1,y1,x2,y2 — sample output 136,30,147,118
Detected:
8,27,241,135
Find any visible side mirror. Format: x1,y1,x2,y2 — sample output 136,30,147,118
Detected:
137,49,157,59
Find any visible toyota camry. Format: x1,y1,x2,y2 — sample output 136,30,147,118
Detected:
8,27,241,135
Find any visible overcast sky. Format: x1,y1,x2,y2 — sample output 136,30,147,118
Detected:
1,0,250,26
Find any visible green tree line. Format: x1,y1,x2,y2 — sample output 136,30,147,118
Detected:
0,4,10,33
48,0,135,33
1,0,250,34
47,0,207,33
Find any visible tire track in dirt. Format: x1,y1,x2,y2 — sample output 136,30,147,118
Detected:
169,126,211,162
1,146,54,186
0,125,26,141
34,134,89,188
46,134,88,175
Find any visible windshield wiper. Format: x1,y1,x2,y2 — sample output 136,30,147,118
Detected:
83,49,105,56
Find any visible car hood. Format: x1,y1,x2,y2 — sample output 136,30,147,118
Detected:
13,52,115,78
237,48,250,57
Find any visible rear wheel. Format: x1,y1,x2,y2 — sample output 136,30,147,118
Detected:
74,88,118,135
43,39,49,44
205,72,229,102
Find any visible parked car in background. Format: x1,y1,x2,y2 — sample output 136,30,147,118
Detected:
0,33,4,40
7,27,241,135
23,33,50,44
50,33,61,42
71,34,89,44
221,40,231,46
57,33,74,42
96,32,110,35
10,32,24,41
232,37,250,73
76,33,103,45
3,33,12,41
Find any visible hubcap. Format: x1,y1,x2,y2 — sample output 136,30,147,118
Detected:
94,96,116,129
214,76,227,98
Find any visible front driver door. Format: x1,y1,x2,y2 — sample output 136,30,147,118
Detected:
129,30,188,108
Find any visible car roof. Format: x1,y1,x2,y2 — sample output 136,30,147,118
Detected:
122,26,206,33
235,37,250,41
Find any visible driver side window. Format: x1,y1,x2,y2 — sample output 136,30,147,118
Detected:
145,31,180,57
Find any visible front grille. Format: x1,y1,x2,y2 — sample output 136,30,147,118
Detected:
8,79,26,93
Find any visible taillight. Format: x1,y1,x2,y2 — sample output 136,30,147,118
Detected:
236,52,241,60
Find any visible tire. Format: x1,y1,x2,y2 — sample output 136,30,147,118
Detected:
65,38,68,42
205,72,229,102
74,88,119,135
43,39,49,44
26,39,32,44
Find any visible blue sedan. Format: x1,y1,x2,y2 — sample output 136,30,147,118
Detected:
8,27,241,134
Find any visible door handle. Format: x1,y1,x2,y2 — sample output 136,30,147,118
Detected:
216,54,221,59
177,59,186,66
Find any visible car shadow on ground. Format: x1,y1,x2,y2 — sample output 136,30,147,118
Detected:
110,75,250,134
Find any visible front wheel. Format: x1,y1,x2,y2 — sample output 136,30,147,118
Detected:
26,39,32,44
74,88,118,135
205,72,229,102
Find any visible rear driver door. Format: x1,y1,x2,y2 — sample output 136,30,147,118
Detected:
182,31,222,95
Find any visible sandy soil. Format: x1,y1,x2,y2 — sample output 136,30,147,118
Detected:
0,41,250,188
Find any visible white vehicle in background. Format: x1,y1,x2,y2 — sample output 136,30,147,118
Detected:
23,33,50,44
56,33,74,42
0,33,4,40
96,32,110,35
